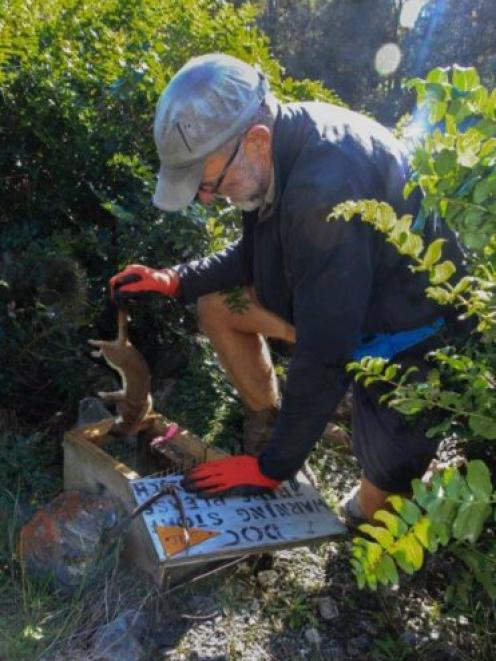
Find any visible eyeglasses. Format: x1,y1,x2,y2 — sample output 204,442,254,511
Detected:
198,135,243,196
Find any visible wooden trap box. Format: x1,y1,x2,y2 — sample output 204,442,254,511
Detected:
63,415,345,585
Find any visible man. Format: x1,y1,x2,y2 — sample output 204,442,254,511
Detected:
110,53,466,522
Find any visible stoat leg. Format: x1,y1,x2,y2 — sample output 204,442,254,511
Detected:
88,339,103,358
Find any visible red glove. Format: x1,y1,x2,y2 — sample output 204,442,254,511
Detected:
110,264,180,305
181,455,281,497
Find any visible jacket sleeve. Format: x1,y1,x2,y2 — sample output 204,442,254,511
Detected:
259,191,376,480
174,236,250,304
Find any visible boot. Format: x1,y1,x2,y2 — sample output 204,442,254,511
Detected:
243,405,279,457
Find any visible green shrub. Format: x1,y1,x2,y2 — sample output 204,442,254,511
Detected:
327,67,496,603
0,0,341,423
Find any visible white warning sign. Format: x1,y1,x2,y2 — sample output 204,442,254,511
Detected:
130,474,346,566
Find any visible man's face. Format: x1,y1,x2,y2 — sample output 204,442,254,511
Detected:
197,125,272,211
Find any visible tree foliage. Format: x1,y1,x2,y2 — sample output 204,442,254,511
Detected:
0,0,341,421
246,0,496,123
401,0,496,90
352,461,496,602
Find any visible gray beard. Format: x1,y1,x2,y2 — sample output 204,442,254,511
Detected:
231,197,264,212
228,187,266,212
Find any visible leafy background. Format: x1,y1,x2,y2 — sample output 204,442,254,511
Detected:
1,1,496,658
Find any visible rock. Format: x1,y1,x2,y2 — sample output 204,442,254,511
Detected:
324,640,346,660
400,630,426,648
92,610,147,661
304,628,321,646
150,619,188,649
232,638,244,654
251,551,275,572
250,598,260,612
19,491,118,593
361,618,379,636
256,569,278,589
346,634,371,657
186,594,221,618
316,596,339,621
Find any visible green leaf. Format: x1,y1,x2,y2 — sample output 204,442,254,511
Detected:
428,497,458,526
412,479,435,509
452,276,472,296
463,232,488,250
426,68,449,85
422,238,445,268
384,364,399,381
376,554,399,586
101,201,136,224
468,415,496,440
429,100,447,124
466,460,493,500
391,534,424,574
413,516,439,553
445,113,458,135
464,208,484,228
388,496,422,525
350,558,366,589
438,390,462,407
433,149,456,176
425,286,453,305
404,77,426,98
452,501,492,543
425,82,447,101
430,260,456,284
444,468,466,499
457,132,481,168
452,66,481,93
373,510,408,538
375,204,398,232
454,548,496,600
397,232,424,257
390,398,426,415
473,177,496,204
358,523,395,549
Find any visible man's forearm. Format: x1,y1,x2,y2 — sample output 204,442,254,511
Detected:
258,369,350,480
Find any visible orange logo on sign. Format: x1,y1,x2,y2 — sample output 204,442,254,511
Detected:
155,525,220,556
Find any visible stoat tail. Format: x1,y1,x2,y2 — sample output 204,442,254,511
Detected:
117,307,129,342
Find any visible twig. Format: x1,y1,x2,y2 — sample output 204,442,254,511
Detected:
163,555,250,596
102,484,190,548
180,611,219,620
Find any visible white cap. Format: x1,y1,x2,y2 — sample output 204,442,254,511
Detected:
153,53,268,211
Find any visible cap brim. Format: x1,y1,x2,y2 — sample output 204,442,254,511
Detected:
153,160,203,212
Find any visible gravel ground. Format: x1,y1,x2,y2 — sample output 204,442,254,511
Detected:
28,411,492,661
106,436,486,661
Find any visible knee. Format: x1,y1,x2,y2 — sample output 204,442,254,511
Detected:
197,292,229,335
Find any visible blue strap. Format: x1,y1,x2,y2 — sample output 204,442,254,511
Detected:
353,317,445,361
411,207,427,234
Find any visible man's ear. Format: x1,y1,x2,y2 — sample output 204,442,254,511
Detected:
244,124,272,157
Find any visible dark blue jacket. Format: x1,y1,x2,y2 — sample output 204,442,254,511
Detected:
176,102,466,479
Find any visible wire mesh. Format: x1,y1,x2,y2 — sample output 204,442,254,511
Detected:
101,429,198,479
